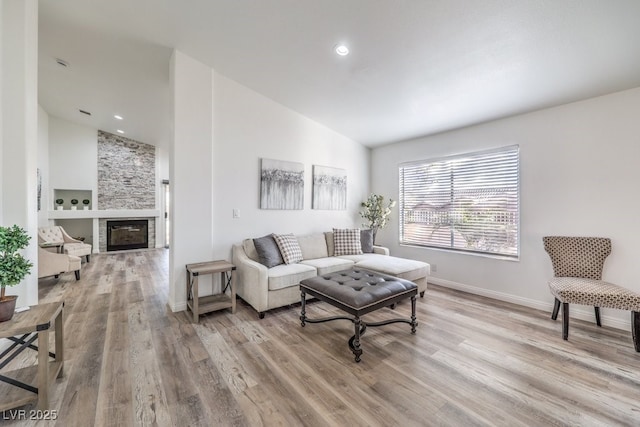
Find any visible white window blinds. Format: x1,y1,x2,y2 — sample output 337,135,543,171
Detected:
399,145,519,257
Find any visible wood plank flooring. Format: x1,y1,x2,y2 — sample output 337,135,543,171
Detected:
2,248,640,426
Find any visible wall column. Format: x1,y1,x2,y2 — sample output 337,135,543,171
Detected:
168,50,214,311
0,0,39,307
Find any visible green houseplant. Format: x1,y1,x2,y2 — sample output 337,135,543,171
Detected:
359,194,396,244
0,225,33,321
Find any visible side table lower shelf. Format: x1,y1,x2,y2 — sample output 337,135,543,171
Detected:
186,294,233,315
0,361,63,411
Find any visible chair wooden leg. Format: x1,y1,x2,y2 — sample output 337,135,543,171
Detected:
632,311,640,352
551,298,561,320
86,254,90,263
74,270,80,280
562,303,569,340
594,306,602,327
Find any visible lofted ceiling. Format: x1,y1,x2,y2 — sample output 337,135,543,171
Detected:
38,0,640,148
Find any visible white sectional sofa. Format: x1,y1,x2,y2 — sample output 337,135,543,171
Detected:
232,231,430,318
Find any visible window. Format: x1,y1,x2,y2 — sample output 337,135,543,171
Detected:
399,145,519,258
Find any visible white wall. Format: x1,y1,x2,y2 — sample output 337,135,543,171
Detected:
37,106,50,227
169,50,215,311
372,87,640,330
48,116,98,202
211,72,371,259
1,0,39,308
167,50,370,311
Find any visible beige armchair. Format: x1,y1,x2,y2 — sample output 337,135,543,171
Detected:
38,225,92,263
38,246,81,280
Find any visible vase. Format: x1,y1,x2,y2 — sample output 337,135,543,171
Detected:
0,295,18,322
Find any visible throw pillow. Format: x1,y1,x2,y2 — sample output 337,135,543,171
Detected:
360,229,374,253
333,228,363,256
253,235,284,268
272,233,303,264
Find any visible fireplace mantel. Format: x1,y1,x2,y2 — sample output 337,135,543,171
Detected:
48,209,160,219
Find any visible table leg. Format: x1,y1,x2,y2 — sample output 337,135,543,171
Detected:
37,330,50,410
230,270,236,314
192,275,199,323
55,309,64,377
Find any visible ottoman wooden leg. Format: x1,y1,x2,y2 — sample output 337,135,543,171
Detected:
349,317,364,363
410,295,417,334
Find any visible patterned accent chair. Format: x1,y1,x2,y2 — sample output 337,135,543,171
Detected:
38,226,91,263
543,236,640,351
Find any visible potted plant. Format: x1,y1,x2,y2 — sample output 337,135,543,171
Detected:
70,199,79,210
55,199,64,210
359,194,396,244
0,225,33,322
82,199,91,210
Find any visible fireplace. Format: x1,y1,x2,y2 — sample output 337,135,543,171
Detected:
107,219,149,251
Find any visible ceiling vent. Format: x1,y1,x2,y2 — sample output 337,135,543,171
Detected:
79,109,92,116
55,58,69,68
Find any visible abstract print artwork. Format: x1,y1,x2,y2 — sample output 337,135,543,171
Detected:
260,159,304,210
312,165,347,210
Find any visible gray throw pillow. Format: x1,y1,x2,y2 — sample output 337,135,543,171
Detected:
253,235,284,268
360,229,374,253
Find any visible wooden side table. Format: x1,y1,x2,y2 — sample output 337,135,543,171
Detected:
186,260,236,322
0,301,64,411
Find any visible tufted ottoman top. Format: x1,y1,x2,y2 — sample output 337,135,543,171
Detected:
300,268,417,312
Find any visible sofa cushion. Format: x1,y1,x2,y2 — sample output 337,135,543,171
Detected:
325,232,335,257
300,257,354,275
333,228,363,256
297,233,329,260
267,263,317,291
253,234,284,268
242,239,260,263
273,233,303,264
355,257,430,282
336,253,388,263
360,229,374,253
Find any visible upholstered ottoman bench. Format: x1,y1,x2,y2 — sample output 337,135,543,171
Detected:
300,268,417,362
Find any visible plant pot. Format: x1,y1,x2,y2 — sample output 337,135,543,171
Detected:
71,206,77,210
0,295,18,322
83,206,89,210
57,206,63,210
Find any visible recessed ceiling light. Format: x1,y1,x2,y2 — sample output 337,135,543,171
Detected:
335,45,349,56
116,129,124,134
114,115,123,120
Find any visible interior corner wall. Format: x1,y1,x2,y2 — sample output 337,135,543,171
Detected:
37,106,49,227
371,86,640,330
1,0,39,307
211,72,370,260
169,50,214,312
48,116,98,203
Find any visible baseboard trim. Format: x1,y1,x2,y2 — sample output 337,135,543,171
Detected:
169,301,187,312
429,277,630,332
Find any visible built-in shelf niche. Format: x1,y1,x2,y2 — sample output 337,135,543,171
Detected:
53,189,92,211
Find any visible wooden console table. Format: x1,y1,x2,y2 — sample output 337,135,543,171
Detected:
186,260,236,322
0,301,64,411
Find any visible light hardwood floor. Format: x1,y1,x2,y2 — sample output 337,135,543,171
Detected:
2,248,640,426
